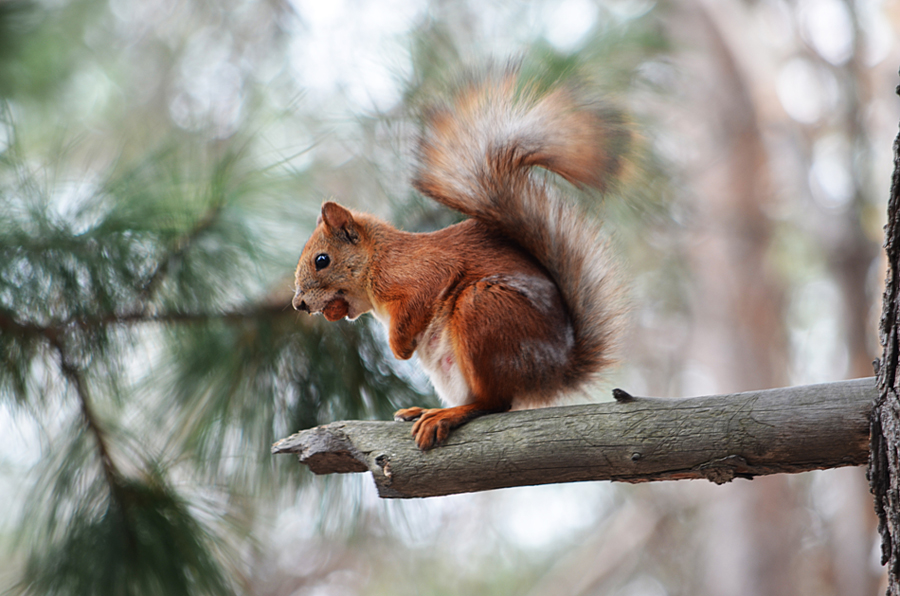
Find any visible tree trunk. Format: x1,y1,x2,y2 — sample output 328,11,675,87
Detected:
868,72,900,595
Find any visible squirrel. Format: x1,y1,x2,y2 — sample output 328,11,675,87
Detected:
292,67,629,450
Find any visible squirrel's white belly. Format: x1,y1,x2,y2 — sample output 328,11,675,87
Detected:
415,318,470,407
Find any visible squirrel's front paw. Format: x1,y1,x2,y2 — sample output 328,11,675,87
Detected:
395,407,450,449
395,405,477,449
411,409,453,450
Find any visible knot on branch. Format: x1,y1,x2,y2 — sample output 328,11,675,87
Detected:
695,455,750,484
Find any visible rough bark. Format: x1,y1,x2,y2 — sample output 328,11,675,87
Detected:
868,75,900,594
274,378,874,498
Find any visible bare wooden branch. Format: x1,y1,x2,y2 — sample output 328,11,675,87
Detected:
273,377,875,498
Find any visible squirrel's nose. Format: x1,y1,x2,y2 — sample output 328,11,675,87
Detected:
292,293,309,312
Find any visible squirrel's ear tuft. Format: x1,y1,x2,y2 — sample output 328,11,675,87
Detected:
321,201,360,244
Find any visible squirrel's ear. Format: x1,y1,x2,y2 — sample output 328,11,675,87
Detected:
321,201,360,244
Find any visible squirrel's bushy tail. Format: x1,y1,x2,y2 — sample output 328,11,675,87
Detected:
414,66,629,386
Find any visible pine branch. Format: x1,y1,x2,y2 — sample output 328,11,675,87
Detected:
47,334,124,495
135,201,226,303
0,300,294,341
273,377,875,498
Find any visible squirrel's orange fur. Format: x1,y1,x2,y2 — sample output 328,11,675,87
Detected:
293,67,628,449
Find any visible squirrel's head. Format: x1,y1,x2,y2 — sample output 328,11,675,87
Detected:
293,201,374,322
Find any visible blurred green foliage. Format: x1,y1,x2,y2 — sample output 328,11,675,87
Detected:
0,0,673,593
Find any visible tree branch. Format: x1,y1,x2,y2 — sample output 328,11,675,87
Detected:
135,201,225,302
0,301,294,342
48,335,123,490
273,377,875,498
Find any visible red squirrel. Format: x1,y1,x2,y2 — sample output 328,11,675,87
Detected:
292,67,628,449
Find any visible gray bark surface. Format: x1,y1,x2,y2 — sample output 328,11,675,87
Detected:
274,378,875,498
869,79,900,592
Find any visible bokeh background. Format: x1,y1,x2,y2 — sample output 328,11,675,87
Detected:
0,0,897,594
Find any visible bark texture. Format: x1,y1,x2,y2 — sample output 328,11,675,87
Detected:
274,378,874,498
869,79,900,593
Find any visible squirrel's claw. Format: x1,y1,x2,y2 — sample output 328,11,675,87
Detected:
393,406,425,422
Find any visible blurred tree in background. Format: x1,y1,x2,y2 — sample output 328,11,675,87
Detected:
0,0,895,595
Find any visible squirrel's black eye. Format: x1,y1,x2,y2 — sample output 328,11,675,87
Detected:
314,254,331,271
